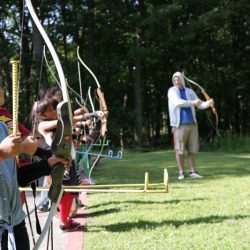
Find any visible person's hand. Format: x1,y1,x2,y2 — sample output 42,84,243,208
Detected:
207,99,214,107
21,136,38,155
85,120,92,127
0,133,22,158
96,110,104,118
47,155,71,170
192,99,202,107
74,106,89,116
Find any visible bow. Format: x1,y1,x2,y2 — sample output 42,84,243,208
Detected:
25,0,72,249
77,47,109,178
77,47,109,138
182,72,220,137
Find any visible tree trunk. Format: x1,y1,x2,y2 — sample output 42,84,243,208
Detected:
133,0,145,148
30,1,48,98
134,43,142,147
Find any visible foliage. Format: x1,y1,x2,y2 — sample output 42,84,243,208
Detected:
1,1,250,146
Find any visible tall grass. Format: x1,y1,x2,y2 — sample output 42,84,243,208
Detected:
217,134,250,152
201,134,250,153
83,149,250,250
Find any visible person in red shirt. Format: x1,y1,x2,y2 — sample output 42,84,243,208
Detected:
0,85,30,138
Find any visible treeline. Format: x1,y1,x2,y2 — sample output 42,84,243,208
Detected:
0,0,250,148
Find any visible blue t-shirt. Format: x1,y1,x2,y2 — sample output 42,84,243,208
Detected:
0,122,25,226
179,89,194,124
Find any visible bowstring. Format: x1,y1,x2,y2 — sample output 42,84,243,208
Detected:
19,0,36,245
185,77,218,134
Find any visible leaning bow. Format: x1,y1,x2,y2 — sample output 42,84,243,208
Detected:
25,0,72,249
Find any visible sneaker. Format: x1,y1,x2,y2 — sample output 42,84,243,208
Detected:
178,172,185,180
59,218,80,232
38,204,49,213
189,171,203,179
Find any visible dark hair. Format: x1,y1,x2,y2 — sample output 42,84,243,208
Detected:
44,86,61,99
30,98,58,138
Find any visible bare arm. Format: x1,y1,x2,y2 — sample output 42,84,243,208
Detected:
20,136,38,155
72,111,104,124
38,120,58,133
73,106,89,116
0,133,22,158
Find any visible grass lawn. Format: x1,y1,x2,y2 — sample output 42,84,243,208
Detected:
83,150,250,250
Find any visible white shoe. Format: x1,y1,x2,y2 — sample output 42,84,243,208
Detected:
178,173,185,180
189,172,203,178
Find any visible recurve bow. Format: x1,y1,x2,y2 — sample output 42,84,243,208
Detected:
182,72,220,137
25,1,73,249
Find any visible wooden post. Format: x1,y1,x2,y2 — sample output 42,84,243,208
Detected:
164,168,169,192
144,172,149,192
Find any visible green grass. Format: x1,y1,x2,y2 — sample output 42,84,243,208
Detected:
83,150,250,250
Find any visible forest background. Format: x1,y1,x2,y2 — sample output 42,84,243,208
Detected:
0,0,249,149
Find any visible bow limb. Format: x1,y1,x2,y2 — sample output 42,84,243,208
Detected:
32,191,63,250
25,0,72,249
77,46,101,88
200,89,217,116
77,48,109,179
96,87,109,137
201,87,219,136
26,0,72,114
88,87,96,113
88,88,109,178
77,48,109,137
182,72,220,136
183,73,217,115
43,46,85,106
26,0,73,155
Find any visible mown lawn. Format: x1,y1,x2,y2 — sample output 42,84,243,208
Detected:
83,150,250,250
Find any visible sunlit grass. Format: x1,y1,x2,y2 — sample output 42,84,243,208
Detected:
84,150,250,250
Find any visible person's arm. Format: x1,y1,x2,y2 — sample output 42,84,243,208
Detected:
188,89,213,110
18,123,31,137
17,155,70,187
196,98,214,110
38,120,58,133
20,136,38,155
0,133,22,159
34,147,52,159
73,106,90,116
73,111,103,124
17,159,51,187
168,87,194,108
168,87,205,109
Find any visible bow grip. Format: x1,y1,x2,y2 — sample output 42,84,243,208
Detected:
201,90,217,114
49,101,72,202
48,163,65,202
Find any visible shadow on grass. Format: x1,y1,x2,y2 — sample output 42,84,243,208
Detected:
88,214,249,232
168,165,250,183
88,198,208,209
73,213,87,219
87,208,121,217
203,166,250,178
